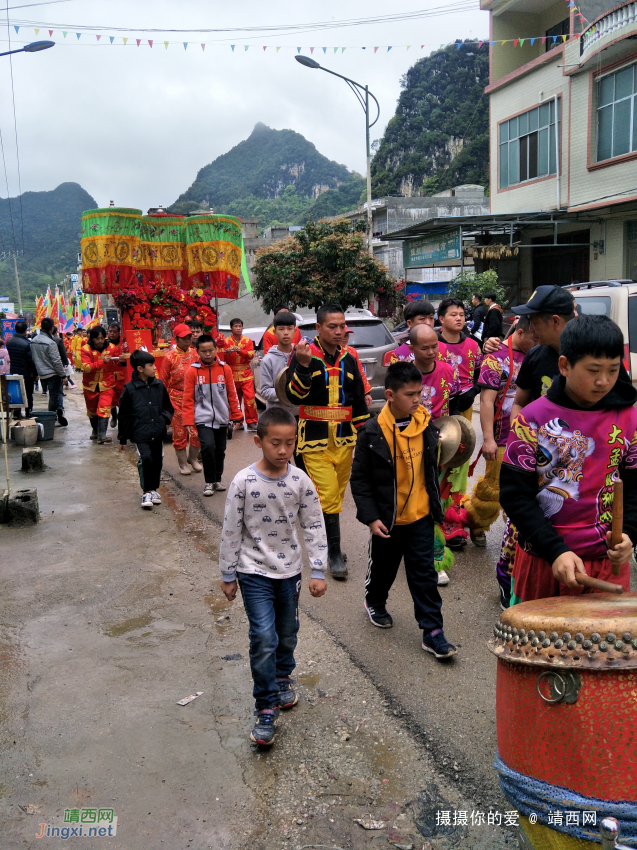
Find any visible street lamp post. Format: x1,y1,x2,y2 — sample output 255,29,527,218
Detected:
0,40,55,315
295,55,380,258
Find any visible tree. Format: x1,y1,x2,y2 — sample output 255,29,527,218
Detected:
447,269,508,307
252,219,401,313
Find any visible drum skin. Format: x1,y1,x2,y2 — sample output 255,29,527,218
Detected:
496,659,637,800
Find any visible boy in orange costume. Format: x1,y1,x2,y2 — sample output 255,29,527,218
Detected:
80,325,117,444
160,323,202,475
224,318,258,430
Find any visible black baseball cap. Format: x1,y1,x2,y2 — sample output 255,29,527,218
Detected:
512,285,575,316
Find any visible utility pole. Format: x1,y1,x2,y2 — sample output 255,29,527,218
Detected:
12,251,23,315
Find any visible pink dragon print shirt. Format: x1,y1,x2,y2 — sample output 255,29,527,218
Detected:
504,396,637,559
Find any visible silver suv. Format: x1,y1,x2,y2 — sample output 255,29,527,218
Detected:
252,310,397,413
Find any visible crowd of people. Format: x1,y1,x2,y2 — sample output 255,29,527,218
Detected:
4,286,635,749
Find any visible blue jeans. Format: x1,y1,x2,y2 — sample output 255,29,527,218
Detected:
47,375,64,413
237,572,301,710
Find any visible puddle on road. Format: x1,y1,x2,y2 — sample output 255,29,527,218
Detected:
103,613,155,637
204,593,232,633
297,672,321,688
103,612,186,640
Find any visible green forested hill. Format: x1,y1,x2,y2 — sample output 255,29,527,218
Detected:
170,123,365,228
0,182,97,311
371,42,490,197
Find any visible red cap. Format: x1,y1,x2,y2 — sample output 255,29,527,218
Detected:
172,323,192,338
344,326,352,333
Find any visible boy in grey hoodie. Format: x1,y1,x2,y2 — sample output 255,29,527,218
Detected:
259,311,299,414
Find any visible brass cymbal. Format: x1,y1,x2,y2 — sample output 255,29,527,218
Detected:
445,415,477,469
432,415,462,467
274,367,297,408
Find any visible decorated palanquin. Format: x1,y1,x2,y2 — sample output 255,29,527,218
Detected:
81,209,244,299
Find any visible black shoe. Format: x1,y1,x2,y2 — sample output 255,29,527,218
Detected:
56,409,68,427
499,585,510,611
110,409,118,429
250,708,280,746
323,513,348,579
365,601,393,628
422,629,457,660
277,678,298,709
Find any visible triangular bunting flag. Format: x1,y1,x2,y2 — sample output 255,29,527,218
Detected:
297,47,301,53
76,32,81,39
231,45,235,51
322,47,327,53
48,29,53,36
406,45,411,50
136,38,141,46
96,34,101,41
110,36,114,43
552,35,557,42
148,39,153,47
342,47,346,52
276,47,281,52
478,41,483,48
13,25,18,33
530,38,535,45
123,37,128,44
387,46,392,51
562,34,567,41
263,46,267,51
35,28,40,34
333,47,338,53
491,41,495,47
164,41,169,49
541,36,547,43
63,31,67,38
201,43,205,50
501,40,506,45
310,47,314,53
457,41,461,48
420,44,424,48
244,45,249,50
514,38,519,46
520,38,525,45
374,46,379,53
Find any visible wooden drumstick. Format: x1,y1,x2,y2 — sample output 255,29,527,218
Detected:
610,478,624,577
575,573,624,594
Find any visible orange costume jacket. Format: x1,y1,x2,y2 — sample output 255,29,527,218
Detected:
346,344,372,395
108,339,127,387
79,343,117,391
160,346,200,406
223,335,255,384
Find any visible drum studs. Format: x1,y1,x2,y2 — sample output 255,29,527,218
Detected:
528,630,535,639
519,629,526,637
606,633,616,643
567,640,577,650
554,639,564,648
542,638,551,648
549,631,558,642
538,631,546,640
493,627,499,638
562,632,571,641
582,639,593,650
622,632,632,643
614,640,624,651
520,637,528,646
512,628,518,636
574,632,584,643
591,633,601,643
531,638,539,647
632,639,637,650
599,641,609,652
512,635,519,644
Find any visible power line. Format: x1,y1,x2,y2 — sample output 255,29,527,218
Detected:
6,1,25,254
0,124,18,255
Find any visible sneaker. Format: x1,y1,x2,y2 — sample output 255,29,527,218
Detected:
365,601,393,628
250,708,280,746
277,678,299,709
422,629,457,659
141,493,153,510
247,423,258,432
150,490,162,505
213,481,227,492
437,570,450,586
203,483,214,497
471,530,487,547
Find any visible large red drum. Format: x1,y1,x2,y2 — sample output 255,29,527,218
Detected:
489,593,637,849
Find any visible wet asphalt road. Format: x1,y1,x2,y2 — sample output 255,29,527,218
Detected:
164,414,509,806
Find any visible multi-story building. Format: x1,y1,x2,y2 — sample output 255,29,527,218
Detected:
483,0,637,288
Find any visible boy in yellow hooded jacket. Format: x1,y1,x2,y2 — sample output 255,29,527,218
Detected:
350,362,457,660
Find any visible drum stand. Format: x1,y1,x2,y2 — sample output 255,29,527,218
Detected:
600,818,631,850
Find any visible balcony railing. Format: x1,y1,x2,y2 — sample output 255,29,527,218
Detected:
581,0,637,54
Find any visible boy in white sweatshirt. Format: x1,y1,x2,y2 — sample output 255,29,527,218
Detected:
259,311,298,412
219,406,327,746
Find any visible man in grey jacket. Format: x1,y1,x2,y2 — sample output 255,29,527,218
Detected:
30,317,68,426
259,311,298,413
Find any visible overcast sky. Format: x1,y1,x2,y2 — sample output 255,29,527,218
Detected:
0,0,488,212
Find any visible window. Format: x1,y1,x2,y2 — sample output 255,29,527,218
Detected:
499,101,561,189
597,63,637,162
545,18,569,53
575,295,611,317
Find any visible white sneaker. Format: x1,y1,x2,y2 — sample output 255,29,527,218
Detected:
213,481,227,491
203,483,214,497
437,570,450,586
150,490,162,505
141,493,153,510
